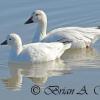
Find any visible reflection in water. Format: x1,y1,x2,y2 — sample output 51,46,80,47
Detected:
62,48,100,68
1,59,71,91
1,48,100,91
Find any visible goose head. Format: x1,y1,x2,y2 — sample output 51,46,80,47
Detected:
1,33,22,49
25,10,47,24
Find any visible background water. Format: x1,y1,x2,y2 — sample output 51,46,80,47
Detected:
0,0,100,100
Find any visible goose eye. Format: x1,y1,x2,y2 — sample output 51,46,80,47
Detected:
36,14,39,16
9,38,11,40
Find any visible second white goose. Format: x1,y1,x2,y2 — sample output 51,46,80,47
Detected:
25,10,100,48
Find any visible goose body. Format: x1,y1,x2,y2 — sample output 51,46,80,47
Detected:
1,33,71,63
41,27,100,48
25,10,100,48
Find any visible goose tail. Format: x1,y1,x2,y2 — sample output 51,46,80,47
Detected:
91,27,100,44
57,42,72,58
62,41,72,50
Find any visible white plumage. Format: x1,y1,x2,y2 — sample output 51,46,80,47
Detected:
1,33,71,63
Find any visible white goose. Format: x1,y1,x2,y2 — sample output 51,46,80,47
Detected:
25,10,100,48
1,33,71,63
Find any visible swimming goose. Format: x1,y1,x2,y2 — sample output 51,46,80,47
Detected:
25,10,100,48
0,33,71,63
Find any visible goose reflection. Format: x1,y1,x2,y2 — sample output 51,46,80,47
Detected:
1,59,71,91
1,48,99,91
62,48,100,68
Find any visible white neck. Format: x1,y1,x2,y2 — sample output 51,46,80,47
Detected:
32,19,47,43
10,43,23,59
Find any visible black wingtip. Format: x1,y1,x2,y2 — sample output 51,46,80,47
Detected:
97,26,100,29
62,41,72,44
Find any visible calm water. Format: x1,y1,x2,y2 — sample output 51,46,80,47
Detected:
0,0,100,100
